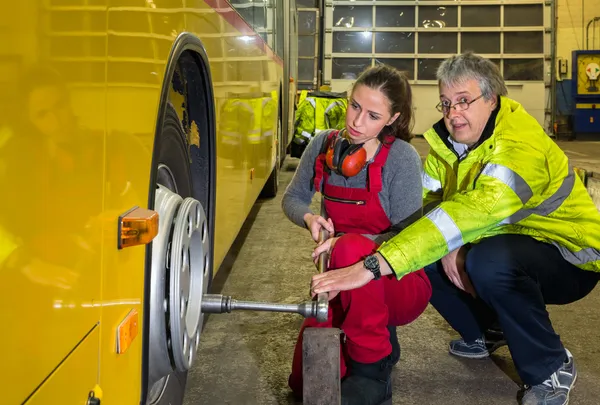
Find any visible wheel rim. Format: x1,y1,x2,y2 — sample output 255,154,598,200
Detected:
149,167,210,387
157,163,178,194
169,196,209,371
149,184,182,382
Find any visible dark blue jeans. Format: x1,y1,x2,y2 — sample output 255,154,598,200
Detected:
425,234,599,386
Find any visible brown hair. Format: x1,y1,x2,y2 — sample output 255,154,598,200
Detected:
351,64,414,142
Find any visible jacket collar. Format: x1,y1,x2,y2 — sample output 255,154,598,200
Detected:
430,96,501,159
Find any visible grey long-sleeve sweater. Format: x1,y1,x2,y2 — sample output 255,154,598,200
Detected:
281,130,424,244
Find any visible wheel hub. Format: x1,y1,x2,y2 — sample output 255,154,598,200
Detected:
148,183,210,385
169,197,209,371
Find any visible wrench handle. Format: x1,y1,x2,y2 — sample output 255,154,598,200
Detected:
315,202,330,322
318,201,330,270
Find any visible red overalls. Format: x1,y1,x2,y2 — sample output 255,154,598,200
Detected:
288,132,432,396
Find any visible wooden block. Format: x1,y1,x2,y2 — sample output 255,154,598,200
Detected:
302,327,341,405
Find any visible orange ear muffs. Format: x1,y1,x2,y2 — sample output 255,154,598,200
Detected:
325,134,367,177
339,142,367,177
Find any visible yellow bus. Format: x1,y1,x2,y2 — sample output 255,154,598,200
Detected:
0,0,298,404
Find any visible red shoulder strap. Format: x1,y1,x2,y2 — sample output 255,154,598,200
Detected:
367,137,395,193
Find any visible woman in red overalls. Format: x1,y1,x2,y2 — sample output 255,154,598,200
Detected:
282,65,432,404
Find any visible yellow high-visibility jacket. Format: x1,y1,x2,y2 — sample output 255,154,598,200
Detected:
379,96,600,279
293,91,347,146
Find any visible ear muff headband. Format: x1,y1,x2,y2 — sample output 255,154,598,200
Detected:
332,137,345,168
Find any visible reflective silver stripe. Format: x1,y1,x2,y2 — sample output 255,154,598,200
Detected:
248,130,261,144
299,130,312,140
426,207,463,252
423,172,442,193
500,170,575,225
324,101,343,128
324,100,343,115
220,131,241,138
232,101,254,114
481,163,533,204
305,97,316,108
552,243,600,265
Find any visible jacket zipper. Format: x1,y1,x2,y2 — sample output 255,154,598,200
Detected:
324,195,366,205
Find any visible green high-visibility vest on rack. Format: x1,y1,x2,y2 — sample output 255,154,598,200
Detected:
292,90,348,158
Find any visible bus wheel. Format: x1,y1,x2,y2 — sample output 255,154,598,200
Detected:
260,158,279,198
260,111,281,199
147,105,210,404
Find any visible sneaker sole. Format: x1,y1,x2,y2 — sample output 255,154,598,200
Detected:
565,370,578,405
449,347,490,359
524,373,576,405
520,362,577,405
448,338,508,360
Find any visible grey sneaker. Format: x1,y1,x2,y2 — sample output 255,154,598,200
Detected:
449,330,508,359
449,337,490,359
521,349,577,405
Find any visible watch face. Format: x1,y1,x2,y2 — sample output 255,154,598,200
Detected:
365,255,378,269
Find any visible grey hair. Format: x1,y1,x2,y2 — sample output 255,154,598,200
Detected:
436,51,507,101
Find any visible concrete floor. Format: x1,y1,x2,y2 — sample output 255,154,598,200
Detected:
184,139,600,405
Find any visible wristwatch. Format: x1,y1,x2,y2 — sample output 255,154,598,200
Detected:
363,254,381,280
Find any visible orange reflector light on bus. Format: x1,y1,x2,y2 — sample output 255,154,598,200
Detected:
116,309,139,354
118,207,159,249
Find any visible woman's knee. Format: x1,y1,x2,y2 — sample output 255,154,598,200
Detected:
404,269,433,322
329,233,378,269
416,269,433,301
385,269,432,326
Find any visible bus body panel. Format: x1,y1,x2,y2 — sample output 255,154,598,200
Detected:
1,0,290,403
283,0,299,149
0,2,104,403
25,327,100,405
103,0,283,401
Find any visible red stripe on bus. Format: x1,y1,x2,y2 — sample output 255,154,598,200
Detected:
203,0,283,67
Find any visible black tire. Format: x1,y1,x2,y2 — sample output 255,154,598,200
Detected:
147,104,191,405
278,84,287,168
147,371,186,405
260,161,279,198
144,37,216,405
259,114,280,199
157,106,193,198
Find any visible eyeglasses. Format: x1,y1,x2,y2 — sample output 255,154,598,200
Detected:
436,94,484,114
